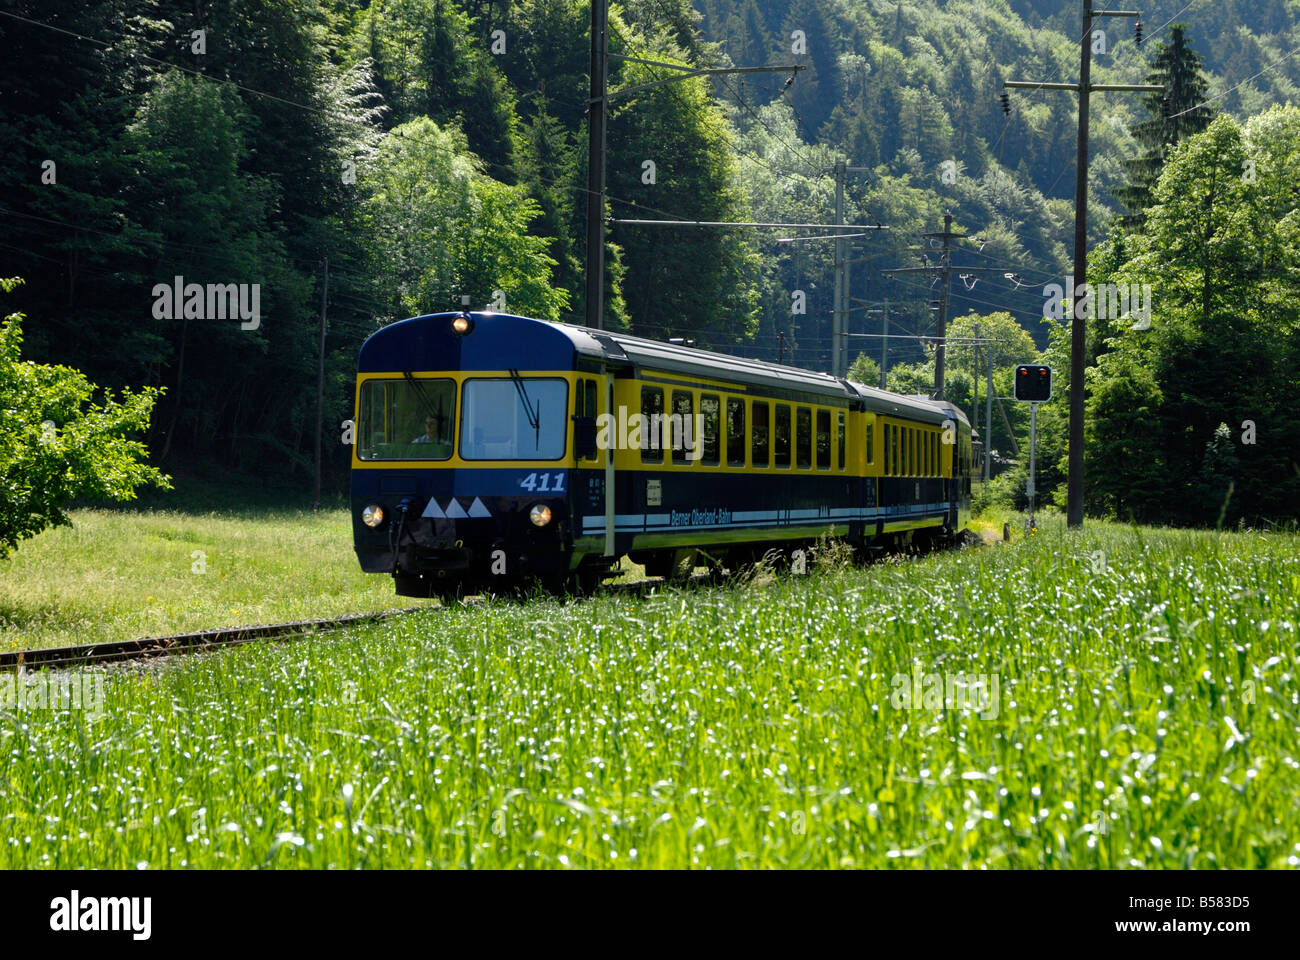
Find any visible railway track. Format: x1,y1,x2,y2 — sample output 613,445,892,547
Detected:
0,608,422,672
0,572,708,672
1,546,966,671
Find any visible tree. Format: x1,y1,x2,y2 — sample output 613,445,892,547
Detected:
1084,346,1165,520
1085,107,1300,524
608,52,761,346
945,311,1038,456
1195,422,1238,525
123,71,299,462
0,279,170,557
1114,24,1215,229
360,117,568,320
846,352,881,386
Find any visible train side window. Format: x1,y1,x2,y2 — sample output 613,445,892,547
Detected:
774,405,791,468
837,411,846,471
796,407,812,469
726,398,746,466
865,423,874,466
903,427,910,477
891,425,899,476
750,401,768,467
671,390,694,465
816,409,831,470
640,386,664,463
701,394,721,466
931,432,938,476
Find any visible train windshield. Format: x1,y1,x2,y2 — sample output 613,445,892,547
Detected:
460,378,568,460
356,377,455,460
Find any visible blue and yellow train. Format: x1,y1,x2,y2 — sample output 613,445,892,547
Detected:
351,311,973,596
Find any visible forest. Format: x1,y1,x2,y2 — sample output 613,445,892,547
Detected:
2,0,1298,523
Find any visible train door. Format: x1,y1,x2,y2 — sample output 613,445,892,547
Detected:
947,420,961,531
604,375,615,557
861,412,878,536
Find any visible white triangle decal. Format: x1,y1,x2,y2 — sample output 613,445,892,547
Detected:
468,497,491,518
445,498,469,519
421,498,445,519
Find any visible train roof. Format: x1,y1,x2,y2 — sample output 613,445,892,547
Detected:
541,317,968,428
362,311,968,428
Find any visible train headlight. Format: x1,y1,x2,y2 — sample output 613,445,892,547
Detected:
451,315,473,335
362,504,385,528
529,504,552,527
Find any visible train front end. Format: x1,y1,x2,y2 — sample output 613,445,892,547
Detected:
350,311,599,597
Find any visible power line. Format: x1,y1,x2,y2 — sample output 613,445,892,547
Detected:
1168,37,1300,119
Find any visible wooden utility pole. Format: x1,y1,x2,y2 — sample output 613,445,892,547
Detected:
882,220,1003,400
879,297,889,388
584,0,609,331
1006,3,1160,527
848,300,901,388
1069,1,1094,528
312,257,328,510
833,160,844,375
831,161,870,376
931,212,958,398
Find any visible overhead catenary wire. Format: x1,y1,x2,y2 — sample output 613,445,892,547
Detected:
1167,37,1300,119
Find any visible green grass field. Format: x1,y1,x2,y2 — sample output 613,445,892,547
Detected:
0,507,411,651
2,512,1297,868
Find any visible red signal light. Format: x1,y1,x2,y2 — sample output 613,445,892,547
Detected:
1014,364,1052,402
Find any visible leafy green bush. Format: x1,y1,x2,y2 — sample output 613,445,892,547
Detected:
974,467,1026,514
0,279,171,557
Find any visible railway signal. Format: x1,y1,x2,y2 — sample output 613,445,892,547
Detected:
1013,364,1052,533
1014,364,1052,402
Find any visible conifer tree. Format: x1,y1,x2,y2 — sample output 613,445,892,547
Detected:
1115,24,1215,229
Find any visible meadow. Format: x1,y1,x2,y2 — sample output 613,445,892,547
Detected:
0,506,410,651
2,515,1297,868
